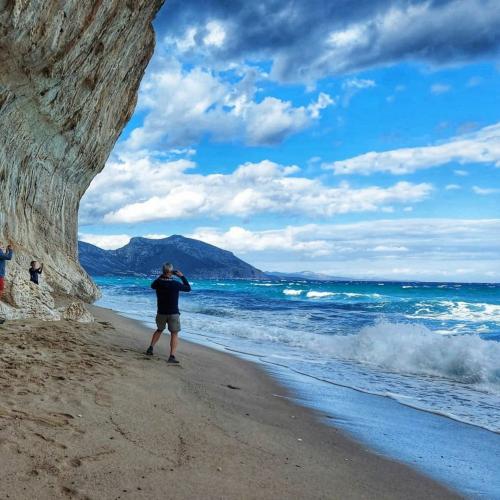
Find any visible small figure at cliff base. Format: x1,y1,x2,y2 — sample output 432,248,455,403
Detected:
29,261,44,284
0,242,14,324
146,263,191,363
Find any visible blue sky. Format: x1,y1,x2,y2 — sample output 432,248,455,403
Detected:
79,0,500,282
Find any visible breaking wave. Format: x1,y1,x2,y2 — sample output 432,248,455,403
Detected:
315,321,500,389
306,291,335,298
410,301,500,323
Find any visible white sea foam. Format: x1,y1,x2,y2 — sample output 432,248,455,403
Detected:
306,291,335,298
343,292,382,299
283,289,303,296
302,291,382,300
206,316,500,390
318,321,500,388
410,301,500,323
252,283,281,286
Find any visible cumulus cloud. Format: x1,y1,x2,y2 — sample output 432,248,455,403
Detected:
78,233,170,250
124,58,333,150
155,0,500,83
190,219,500,257
326,122,500,175
190,226,332,257
78,234,132,250
189,219,500,281
79,154,432,224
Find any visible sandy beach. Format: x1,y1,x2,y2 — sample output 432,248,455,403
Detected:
0,306,459,499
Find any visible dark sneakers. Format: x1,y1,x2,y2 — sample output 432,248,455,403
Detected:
146,347,179,363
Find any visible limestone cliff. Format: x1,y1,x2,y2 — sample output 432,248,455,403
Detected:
0,0,163,319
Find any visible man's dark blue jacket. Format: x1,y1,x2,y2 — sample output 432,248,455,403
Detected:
151,275,191,314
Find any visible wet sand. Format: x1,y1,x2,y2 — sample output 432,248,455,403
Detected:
0,306,460,499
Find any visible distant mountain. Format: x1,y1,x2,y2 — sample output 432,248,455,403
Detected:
78,241,130,276
266,271,356,281
78,235,267,279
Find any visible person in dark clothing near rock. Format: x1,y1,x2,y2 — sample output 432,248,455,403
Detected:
146,262,191,363
29,261,43,284
0,242,13,324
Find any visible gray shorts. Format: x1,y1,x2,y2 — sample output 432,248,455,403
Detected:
156,313,181,333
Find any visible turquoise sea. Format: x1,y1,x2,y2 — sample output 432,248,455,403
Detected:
95,276,500,498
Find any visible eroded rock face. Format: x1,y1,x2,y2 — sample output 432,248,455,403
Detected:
0,0,163,318
60,301,93,323
0,276,60,320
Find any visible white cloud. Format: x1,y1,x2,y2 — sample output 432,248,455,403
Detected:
431,83,451,95
445,184,461,190
80,154,433,225
190,226,332,256
188,219,500,282
158,1,500,84
472,186,500,195
169,26,197,52
144,234,168,239
328,25,365,48
342,78,376,105
454,169,469,176
203,21,226,47
326,122,500,175
78,233,170,249
78,219,500,281
244,95,332,145
372,245,409,252
274,0,500,82
79,234,131,250
124,58,333,150
190,219,500,257
308,92,335,118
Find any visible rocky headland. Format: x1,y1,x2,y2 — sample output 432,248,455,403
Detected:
79,235,267,279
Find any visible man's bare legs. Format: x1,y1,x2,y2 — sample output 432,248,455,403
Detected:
150,329,163,348
146,330,179,361
146,329,162,355
169,331,179,357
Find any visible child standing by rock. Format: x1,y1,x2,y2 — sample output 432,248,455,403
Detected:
29,261,43,285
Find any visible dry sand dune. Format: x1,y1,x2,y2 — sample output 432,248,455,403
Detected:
0,307,459,499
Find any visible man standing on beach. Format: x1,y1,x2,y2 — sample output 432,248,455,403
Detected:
146,263,191,363
0,242,13,324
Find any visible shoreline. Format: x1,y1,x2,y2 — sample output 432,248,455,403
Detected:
132,313,500,499
0,305,459,499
